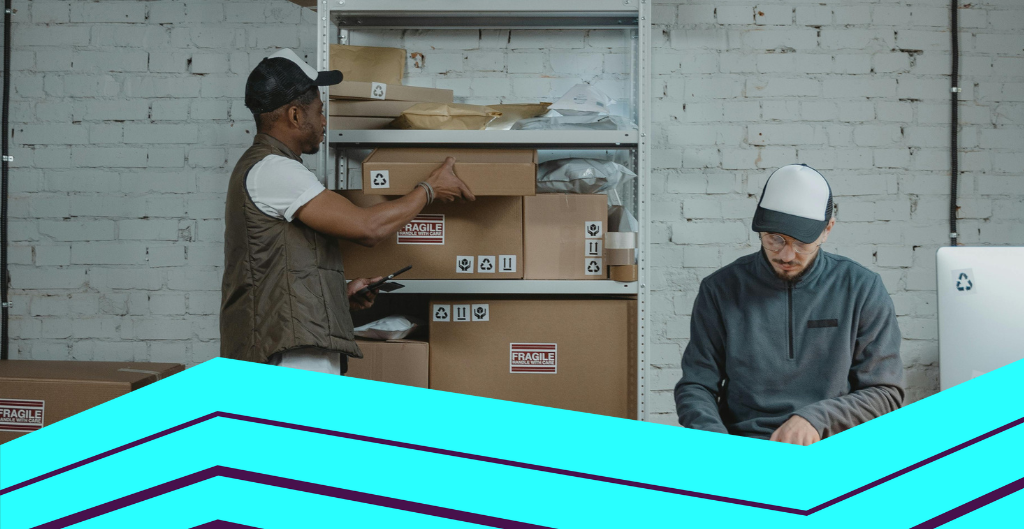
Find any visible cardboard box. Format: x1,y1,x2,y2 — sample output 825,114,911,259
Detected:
428,297,637,419
0,361,184,444
348,340,429,388
330,82,454,103
329,100,419,117
362,148,537,197
329,116,395,130
524,194,609,280
329,44,405,85
339,191,524,280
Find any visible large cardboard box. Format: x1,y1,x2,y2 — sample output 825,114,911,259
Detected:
0,361,184,444
339,191,524,280
330,81,453,103
524,194,609,280
362,148,537,197
348,340,429,388
428,297,637,419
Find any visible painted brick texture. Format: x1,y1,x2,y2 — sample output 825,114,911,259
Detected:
3,1,1023,428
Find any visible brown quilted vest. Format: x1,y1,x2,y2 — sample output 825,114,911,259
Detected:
220,133,361,363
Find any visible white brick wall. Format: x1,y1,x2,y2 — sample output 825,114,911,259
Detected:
4,0,1023,426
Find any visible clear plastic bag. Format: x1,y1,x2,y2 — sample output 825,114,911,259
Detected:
536,158,637,206
353,315,423,341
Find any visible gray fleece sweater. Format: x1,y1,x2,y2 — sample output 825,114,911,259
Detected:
674,249,905,439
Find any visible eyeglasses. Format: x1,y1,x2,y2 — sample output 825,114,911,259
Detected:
760,233,822,255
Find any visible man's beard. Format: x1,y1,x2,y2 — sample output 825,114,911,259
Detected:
773,265,806,283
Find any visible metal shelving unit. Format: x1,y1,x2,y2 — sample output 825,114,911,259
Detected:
301,0,652,420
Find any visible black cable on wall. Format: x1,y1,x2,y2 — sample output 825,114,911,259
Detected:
1,0,12,360
949,0,960,247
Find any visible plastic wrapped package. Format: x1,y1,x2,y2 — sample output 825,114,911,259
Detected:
353,315,424,341
536,158,637,206
549,84,615,116
511,114,629,131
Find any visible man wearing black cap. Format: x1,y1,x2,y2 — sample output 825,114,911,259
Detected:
674,164,904,445
220,49,474,374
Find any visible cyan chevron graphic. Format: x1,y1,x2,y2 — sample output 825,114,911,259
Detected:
1,357,1022,528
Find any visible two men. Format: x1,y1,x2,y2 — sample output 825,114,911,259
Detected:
220,49,473,374
675,164,905,444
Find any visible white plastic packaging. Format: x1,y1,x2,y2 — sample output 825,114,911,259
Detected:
549,84,615,116
536,158,637,206
353,315,423,341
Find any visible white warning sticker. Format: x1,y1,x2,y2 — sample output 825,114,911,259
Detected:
0,399,45,433
585,221,603,239
456,256,474,273
370,82,387,100
471,304,489,321
585,239,603,257
432,304,451,322
453,304,471,322
510,343,557,374
370,170,390,189
398,214,444,245
585,257,604,276
477,256,496,273
498,255,517,273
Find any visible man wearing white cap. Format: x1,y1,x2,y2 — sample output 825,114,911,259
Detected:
220,49,474,375
674,164,904,445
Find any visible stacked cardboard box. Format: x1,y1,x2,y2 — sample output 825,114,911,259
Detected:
523,194,608,280
0,361,184,444
428,297,637,419
348,340,429,388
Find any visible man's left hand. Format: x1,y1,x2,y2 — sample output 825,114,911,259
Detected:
769,415,821,446
347,277,383,311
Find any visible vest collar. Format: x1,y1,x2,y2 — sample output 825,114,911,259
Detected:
254,133,302,162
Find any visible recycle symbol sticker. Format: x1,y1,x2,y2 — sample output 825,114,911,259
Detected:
370,170,390,189
584,258,603,276
952,269,975,294
478,256,495,273
433,305,450,322
370,82,387,100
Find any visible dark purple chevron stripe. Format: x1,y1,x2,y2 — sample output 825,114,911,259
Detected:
911,476,1024,528
190,521,262,528
4,411,1022,518
33,466,552,529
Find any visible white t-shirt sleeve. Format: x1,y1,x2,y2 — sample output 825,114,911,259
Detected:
246,155,326,222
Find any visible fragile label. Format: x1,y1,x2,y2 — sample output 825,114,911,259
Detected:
477,256,496,273
456,256,475,273
370,169,390,189
585,240,603,257
471,304,490,321
0,399,45,433
585,221,603,239
498,255,517,273
432,304,451,322
510,343,557,374
397,214,444,245
585,257,604,276
370,82,387,100
453,304,471,322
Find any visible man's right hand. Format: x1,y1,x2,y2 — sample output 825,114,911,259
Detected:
426,157,475,203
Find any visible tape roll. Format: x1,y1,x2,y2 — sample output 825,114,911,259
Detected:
605,248,636,266
609,265,638,282
605,232,637,249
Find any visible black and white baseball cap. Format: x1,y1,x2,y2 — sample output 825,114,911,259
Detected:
751,164,833,244
244,49,343,114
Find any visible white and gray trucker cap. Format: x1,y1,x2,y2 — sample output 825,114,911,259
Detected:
751,164,833,244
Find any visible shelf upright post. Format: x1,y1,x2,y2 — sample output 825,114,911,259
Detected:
316,0,332,184
636,0,651,421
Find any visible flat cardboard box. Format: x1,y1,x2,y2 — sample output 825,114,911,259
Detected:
330,82,454,104
348,340,429,388
329,44,405,85
362,148,537,197
428,297,637,419
329,100,418,117
329,116,395,130
339,191,524,280
524,194,609,280
0,361,184,444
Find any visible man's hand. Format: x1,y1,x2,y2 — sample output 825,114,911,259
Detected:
347,276,383,311
426,157,476,203
769,415,821,446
